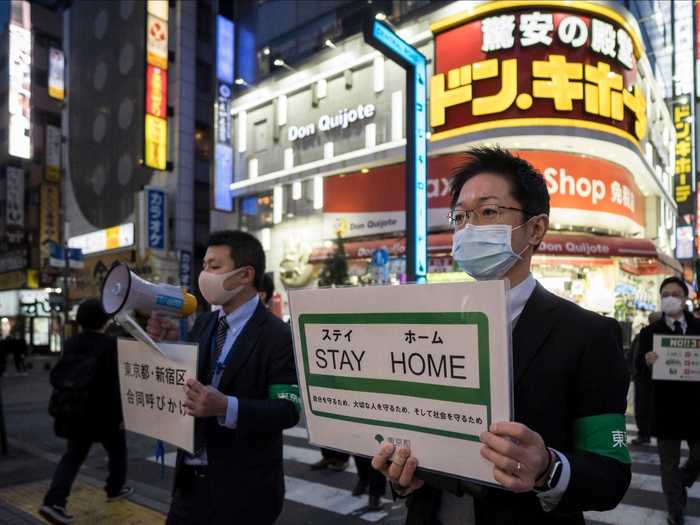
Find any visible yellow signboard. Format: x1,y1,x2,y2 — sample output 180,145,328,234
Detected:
145,114,168,170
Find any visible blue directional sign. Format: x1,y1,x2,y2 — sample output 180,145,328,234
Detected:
365,20,428,283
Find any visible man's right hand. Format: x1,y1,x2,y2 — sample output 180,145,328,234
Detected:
371,442,424,496
146,313,179,342
645,351,658,366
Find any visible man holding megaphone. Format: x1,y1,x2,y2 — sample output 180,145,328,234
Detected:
147,230,300,525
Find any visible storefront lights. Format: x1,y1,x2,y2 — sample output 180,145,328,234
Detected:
273,185,283,224
313,176,323,210
292,181,302,200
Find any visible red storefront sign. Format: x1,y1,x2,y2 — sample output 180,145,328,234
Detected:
430,4,646,145
146,65,167,118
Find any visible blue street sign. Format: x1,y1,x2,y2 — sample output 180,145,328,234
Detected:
146,187,166,250
371,248,390,267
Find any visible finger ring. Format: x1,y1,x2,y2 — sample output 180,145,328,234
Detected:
392,458,406,467
516,462,522,473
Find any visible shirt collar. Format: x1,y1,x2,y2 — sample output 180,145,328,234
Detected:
664,313,687,332
508,274,537,325
218,294,260,330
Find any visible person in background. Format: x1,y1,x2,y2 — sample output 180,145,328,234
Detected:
353,455,386,511
40,299,132,525
630,311,661,446
10,330,28,376
639,277,700,525
259,272,275,308
310,449,349,472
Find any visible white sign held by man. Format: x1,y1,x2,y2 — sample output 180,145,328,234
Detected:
289,280,512,484
117,339,199,452
652,334,700,382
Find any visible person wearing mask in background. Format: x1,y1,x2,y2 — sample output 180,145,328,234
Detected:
259,272,275,308
40,299,131,525
630,311,662,446
638,277,700,525
147,230,300,525
371,147,631,524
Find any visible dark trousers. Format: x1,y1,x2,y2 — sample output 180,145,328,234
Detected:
12,352,26,373
658,439,700,516
166,467,212,525
322,448,349,462
44,429,127,507
355,455,386,496
634,377,652,439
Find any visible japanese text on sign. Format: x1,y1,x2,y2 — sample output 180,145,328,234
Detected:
430,55,646,140
673,101,693,206
653,335,700,382
146,188,166,250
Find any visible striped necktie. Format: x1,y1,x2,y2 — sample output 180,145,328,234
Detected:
211,316,229,375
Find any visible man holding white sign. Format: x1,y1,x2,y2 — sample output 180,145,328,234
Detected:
370,148,631,524
147,231,300,525
638,276,700,525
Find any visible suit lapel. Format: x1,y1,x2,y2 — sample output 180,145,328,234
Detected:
217,302,267,390
197,312,218,380
512,283,559,385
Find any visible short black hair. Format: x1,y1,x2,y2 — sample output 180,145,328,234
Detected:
260,272,275,305
660,276,689,297
207,230,266,290
77,299,110,330
449,146,550,217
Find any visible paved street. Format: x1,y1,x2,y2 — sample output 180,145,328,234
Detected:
1,364,699,525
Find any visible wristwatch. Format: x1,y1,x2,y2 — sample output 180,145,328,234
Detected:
534,449,563,493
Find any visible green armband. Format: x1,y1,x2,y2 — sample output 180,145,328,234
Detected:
573,413,631,464
269,384,301,412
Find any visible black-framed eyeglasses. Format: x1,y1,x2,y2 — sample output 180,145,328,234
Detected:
447,204,528,229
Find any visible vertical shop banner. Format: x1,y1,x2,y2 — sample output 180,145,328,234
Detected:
45,125,62,182
48,47,65,100
8,23,31,159
146,187,166,250
118,339,198,452
146,14,168,70
652,335,700,382
147,0,168,21
289,281,511,483
40,183,61,265
145,114,168,170
179,250,192,288
146,65,167,118
213,15,234,212
675,100,695,216
217,16,234,85
6,167,25,245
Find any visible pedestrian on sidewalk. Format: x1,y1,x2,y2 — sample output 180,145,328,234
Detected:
639,277,700,525
39,299,133,525
631,311,661,446
9,330,28,376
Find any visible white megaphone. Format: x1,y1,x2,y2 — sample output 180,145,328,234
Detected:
101,262,197,354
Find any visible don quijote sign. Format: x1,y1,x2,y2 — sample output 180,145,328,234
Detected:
288,103,376,142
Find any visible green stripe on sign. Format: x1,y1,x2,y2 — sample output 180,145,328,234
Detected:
269,384,301,412
573,413,631,464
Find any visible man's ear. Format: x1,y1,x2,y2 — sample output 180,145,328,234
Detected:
529,214,549,247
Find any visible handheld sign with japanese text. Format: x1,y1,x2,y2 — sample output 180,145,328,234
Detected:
118,339,199,452
652,334,700,382
289,281,512,484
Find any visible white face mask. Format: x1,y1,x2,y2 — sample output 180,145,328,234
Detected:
451,223,530,280
661,296,684,316
198,267,246,306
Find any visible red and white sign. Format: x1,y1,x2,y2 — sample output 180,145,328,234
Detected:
323,150,645,239
147,14,168,70
515,150,646,235
146,65,167,118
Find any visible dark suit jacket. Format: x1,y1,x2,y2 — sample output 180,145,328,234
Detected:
636,312,700,440
172,302,300,524
405,284,631,525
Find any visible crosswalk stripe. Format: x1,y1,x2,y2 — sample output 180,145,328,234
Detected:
626,424,690,450
284,476,389,522
629,471,700,499
585,503,700,524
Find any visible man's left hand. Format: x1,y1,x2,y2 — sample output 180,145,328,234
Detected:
183,378,228,418
480,421,550,493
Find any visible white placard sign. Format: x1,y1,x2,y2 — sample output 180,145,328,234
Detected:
118,338,199,452
652,334,700,382
289,281,512,484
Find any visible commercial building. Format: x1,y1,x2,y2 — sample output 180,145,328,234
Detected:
223,0,682,338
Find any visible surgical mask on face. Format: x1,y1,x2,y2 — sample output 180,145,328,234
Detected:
661,296,684,316
198,267,246,306
451,223,530,280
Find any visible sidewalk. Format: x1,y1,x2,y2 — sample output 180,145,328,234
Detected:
0,370,169,525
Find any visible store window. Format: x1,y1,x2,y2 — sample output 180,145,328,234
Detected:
240,192,273,231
